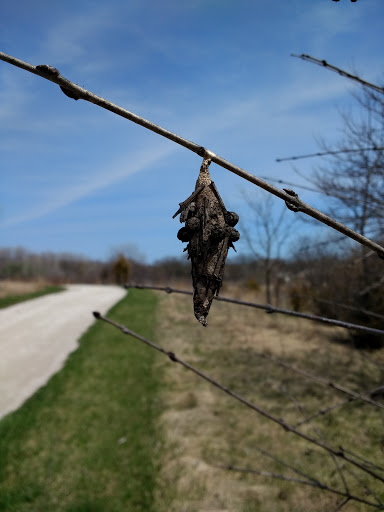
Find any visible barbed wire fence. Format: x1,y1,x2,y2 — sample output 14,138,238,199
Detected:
93,304,384,510
125,284,384,339
1,50,383,509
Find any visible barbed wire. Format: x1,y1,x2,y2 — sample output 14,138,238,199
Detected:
125,284,384,337
260,176,384,210
291,54,384,96
291,294,384,321
276,146,384,163
92,311,384,507
1,50,384,259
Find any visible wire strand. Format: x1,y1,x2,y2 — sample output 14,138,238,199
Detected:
125,284,384,337
292,54,384,96
276,146,384,163
92,310,384,486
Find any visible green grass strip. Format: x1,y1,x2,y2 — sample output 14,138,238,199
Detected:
0,289,162,512
0,285,65,309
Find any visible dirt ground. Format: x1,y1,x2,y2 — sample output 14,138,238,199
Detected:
0,284,126,419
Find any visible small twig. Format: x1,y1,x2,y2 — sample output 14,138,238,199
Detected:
92,311,384,484
339,447,384,473
292,54,384,96
246,445,320,485
358,274,384,297
125,284,384,337
217,463,323,488
286,391,350,494
344,466,383,507
291,294,384,322
1,51,384,259
333,498,351,512
261,352,384,411
293,398,355,428
293,383,384,428
217,465,378,508
276,146,384,163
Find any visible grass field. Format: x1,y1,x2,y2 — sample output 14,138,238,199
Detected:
0,280,64,309
0,288,162,512
0,283,383,511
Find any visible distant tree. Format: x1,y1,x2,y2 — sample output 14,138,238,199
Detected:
109,243,146,264
292,84,384,347
112,254,131,285
0,247,113,284
242,193,294,305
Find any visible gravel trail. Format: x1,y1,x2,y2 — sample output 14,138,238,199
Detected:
0,284,126,419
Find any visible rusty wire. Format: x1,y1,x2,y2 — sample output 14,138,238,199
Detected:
125,284,384,337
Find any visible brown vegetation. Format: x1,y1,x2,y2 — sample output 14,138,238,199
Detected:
0,279,48,298
154,287,384,511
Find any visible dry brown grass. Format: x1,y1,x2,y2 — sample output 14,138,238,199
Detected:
154,285,384,512
0,279,48,298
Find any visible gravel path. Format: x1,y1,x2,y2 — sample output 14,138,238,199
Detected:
0,284,126,419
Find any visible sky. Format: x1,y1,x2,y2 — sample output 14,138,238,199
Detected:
1,0,383,264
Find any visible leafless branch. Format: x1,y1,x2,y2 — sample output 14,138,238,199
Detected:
292,54,384,96
216,465,378,508
1,50,384,259
93,311,384,485
358,274,384,297
333,498,351,512
293,397,356,428
292,294,384,322
339,448,384,473
344,466,384,507
247,445,320,485
286,391,350,495
262,352,384,411
125,284,384,337
293,383,384,428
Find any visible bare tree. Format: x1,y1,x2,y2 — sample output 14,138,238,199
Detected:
290,85,384,346
242,193,295,305
313,86,384,246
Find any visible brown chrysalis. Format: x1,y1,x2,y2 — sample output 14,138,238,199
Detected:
173,157,240,326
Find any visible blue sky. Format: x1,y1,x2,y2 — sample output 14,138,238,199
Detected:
1,0,383,263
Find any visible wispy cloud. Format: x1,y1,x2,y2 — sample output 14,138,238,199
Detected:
304,3,359,36
2,141,175,227
38,7,118,66
0,68,36,122
294,2,360,56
